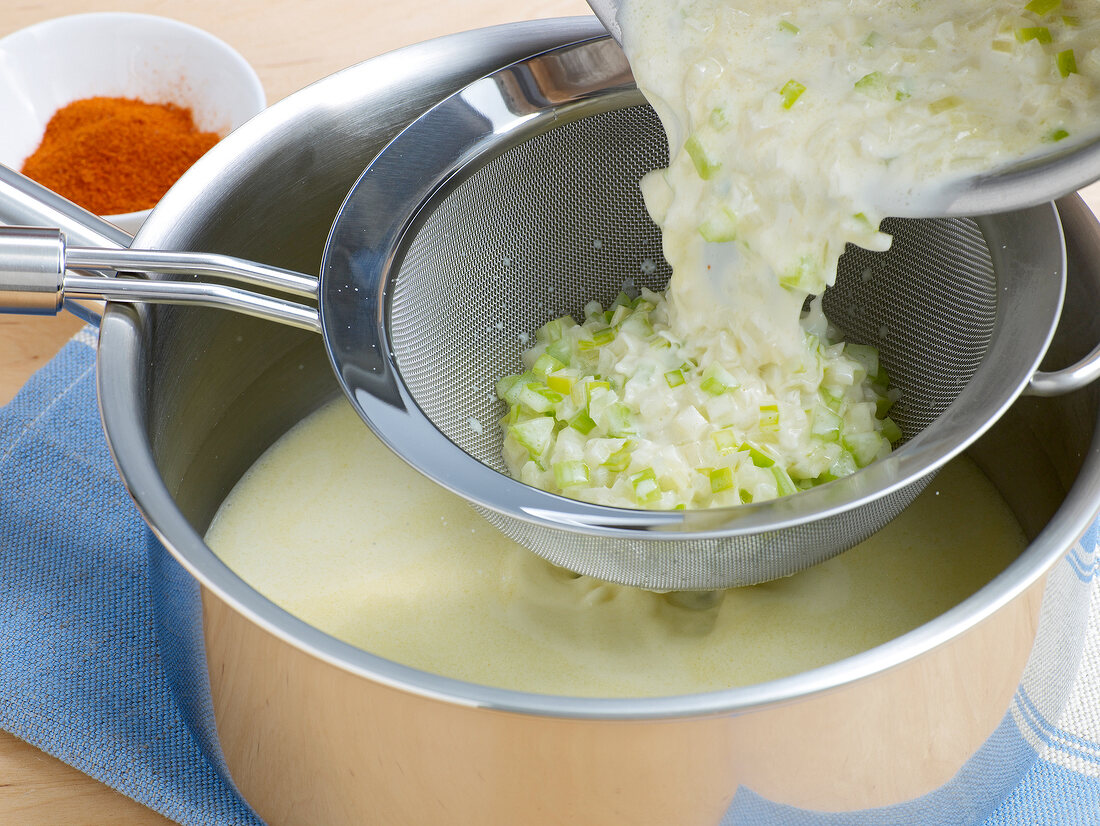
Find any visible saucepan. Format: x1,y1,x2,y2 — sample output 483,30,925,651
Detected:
4,17,1100,825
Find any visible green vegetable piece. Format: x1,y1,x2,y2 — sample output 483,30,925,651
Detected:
509,417,555,460
496,373,524,402
854,71,887,99
1062,15,1080,26
537,318,564,343
881,416,903,444
778,19,799,34
1044,128,1070,142
741,441,776,468
812,406,842,441
553,460,590,488
711,427,738,454
568,410,597,435
605,403,637,437
1025,0,1060,15
1058,49,1077,76
862,30,883,47
1015,26,1052,43
578,327,616,350
546,370,576,395
701,363,737,395
630,468,661,503
664,369,686,388
684,134,722,180
779,79,806,109
759,404,780,432
545,338,573,365
603,442,634,472
709,467,734,493
992,39,1014,53
584,380,611,407
843,432,884,468
771,466,799,497
532,352,565,377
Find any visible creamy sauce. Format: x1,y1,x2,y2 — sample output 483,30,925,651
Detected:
206,398,1026,698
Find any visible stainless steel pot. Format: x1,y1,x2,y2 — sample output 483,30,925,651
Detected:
30,18,1100,825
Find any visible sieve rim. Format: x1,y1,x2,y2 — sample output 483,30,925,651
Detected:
319,36,1067,546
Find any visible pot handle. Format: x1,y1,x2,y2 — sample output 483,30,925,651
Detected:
0,227,320,332
0,164,136,325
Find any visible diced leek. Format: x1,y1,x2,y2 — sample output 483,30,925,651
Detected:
844,343,879,378
741,441,776,468
553,460,590,488
568,410,597,435
546,370,576,395
778,20,799,35
1058,49,1077,77
844,432,884,467
603,442,634,472
584,380,611,406
1025,0,1060,15
771,466,799,497
545,338,573,365
739,489,753,504
1015,26,1052,43
709,107,730,131
992,39,1014,53
517,383,561,413
509,417,555,460
779,79,806,109
537,318,564,343
699,206,739,242
578,327,616,350
929,95,962,114
827,449,858,480
630,468,661,503
609,291,631,311
712,427,738,454
881,416,903,444
779,254,822,292
496,373,524,402
605,403,637,437
1044,128,1070,142
709,467,734,493
701,362,738,395
1062,15,1080,26
854,71,887,99
862,30,883,47
665,369,686,388
532,353,565,377
759,404,780,431
684,134,722,180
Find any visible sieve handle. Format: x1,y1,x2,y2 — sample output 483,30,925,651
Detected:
0,227,320,332
1027,343,1100,396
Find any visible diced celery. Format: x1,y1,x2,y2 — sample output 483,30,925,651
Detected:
631,468,661,503
699,207,738,242
740,441,776,468
553,460,590,488
568,410,597,435
759,404,780,431
584,380,611,407
771,466,799,497
665,369,686,388
584,300,603,321
712,427,738,454
1015,26,1052,43
825,449,858,480
844,432,883,467
545,338,573,365
509,417,555,459
739,489,753,504
1025,0,1060,15
603,442,634,472
537,318,564,343
1058,49,1077,76
610,291,631,311
680,360,696,374
875,391,896,418
701,362,738,395
1044,128,1070,142
496,373,523,402
881,416,903,444
854,72,888,99
779,79,806,109
844,343,879,378
532,353,565,377
778,19,799,34
546,370,576,395
684,134,722,180
605,403,637,437
709,467,734,493
1062,15,1080,26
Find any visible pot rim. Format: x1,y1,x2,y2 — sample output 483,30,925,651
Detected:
98,18,1100,721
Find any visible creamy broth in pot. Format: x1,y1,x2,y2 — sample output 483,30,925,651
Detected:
206,398,1025,697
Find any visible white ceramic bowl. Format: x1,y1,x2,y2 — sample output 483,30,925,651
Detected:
0,13,265,234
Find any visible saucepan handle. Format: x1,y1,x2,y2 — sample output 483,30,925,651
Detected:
0,226,320,332
1026,194,1100,397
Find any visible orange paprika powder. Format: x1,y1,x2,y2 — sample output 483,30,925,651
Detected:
21,96,221,215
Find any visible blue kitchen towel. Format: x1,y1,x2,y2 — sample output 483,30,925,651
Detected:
1,326,1099,825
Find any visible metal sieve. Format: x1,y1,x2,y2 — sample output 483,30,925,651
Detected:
3,36,1098,590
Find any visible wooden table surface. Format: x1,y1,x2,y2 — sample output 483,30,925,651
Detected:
2,2,1100,823
0,1,588,823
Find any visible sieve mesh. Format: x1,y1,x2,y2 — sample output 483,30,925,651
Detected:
391,104,997,470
